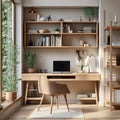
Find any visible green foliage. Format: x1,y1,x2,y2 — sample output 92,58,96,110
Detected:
2,0,13,91
4,42,20,92
25,52,37,68
84,7,94,17
80,64,84,71
55,28,60,31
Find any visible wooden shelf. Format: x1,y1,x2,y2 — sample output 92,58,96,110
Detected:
104,45,120,49
24,46,98,49
112,65,120,68
104,65,120,68
27,97,42,100
24,20,98,48
26,33,96,35
77,97,96,101
112,102,120,106
104,26,120,30
112,84,120,89
63,21,97,24
25,21,61,24
62,33,96,35
25,21,97,24
26,33,61,35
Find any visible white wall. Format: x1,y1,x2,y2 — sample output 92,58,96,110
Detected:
15,3,23,97
23,7,99,74
23,0,99,7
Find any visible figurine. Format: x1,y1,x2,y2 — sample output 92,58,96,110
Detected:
47,15,52,21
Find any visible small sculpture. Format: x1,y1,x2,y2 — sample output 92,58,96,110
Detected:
80,40,84,46
47,15,52,21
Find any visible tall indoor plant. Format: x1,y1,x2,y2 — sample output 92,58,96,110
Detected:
4,41,19,102
25,51,36,73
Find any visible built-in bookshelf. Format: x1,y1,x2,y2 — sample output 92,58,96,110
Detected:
24,21,98,49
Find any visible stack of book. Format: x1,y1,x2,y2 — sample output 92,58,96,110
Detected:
83,27,92,33
112,42,120,46
107,55,116,65
106,73,117,82
36,36,61,47
77,94,88,98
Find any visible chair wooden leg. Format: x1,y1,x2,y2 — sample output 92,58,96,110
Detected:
64,94,69,112
25,81,29,104
56,96,59,109
38,94,44,111
50,95,54,114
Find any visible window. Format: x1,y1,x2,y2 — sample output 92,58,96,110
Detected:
1,0,14,102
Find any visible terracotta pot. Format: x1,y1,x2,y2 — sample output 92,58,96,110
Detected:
5,92,17,102
28,68,35,73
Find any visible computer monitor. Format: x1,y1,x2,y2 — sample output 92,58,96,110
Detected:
53,60,70,73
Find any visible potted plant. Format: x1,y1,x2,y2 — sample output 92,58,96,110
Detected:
55,28,60,33
25,51,36,73
84,7,94,21
4,41,20,102
80,64,84,73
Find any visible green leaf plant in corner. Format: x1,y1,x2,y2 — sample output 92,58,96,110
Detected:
25,51,37,73
4,41,20,102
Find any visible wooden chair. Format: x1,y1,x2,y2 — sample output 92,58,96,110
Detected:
38,75,70,114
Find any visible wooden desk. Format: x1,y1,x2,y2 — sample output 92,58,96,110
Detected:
22,73,100,104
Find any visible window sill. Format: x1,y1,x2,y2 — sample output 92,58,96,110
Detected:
0,97,22,112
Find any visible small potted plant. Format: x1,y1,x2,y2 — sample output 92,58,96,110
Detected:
80,64,84,73
25,51,37,73
84,7,94,21
55,28,60,33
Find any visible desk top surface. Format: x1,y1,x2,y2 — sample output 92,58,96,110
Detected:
22,72,100,75
22,73,100,81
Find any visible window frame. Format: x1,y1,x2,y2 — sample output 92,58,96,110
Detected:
0,0,2,103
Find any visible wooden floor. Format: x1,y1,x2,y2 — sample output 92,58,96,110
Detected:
8,104,120,120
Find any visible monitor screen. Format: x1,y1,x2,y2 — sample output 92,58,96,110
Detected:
53,61,70,72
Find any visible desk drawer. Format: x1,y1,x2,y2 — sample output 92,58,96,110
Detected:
22,74,39,81
76,74,100,81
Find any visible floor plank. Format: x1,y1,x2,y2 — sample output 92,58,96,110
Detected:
8,104,120,120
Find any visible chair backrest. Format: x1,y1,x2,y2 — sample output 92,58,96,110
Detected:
38,75,51,95
38,75,70,95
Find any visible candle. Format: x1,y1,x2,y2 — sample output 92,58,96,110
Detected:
115,16,118,23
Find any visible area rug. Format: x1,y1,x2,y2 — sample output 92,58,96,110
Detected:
28,106,84,119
